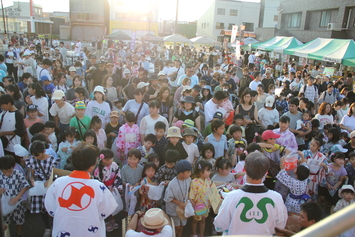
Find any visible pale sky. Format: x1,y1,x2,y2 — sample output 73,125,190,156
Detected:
4,0,260,22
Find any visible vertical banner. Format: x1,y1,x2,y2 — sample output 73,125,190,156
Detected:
235,40,240,59
130,32,136,50
231,25,238,44
29,0,34,17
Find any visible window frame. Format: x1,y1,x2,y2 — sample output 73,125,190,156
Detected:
319,10,332,27
230,9,238,16
287,12,301,28
217,8,225,15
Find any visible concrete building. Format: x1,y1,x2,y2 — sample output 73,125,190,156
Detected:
109,0,160,36
0,1,52,34
70,0,109,40
197,0,260,40
257,0,355,43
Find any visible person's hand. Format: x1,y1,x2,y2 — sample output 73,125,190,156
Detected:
44,180,49,188
69,146,75,150
8,196,20,206
0,188,5,195
62,147,68,152
135,211,144,217
163,181,170,186
178,201,186,210
25,96,32,104
37,111,44,117
280,157,285,169
327,183,333,190
110,132,117,137
321,162,327,168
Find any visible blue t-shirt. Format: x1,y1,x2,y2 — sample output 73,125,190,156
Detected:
0,69,6,82
0,63,7,72
206,133,228,158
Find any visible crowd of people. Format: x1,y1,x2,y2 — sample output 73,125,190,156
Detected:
0,32,355,237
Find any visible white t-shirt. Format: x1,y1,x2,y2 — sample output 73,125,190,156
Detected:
340,115,355,131
126,225,173,237
139,115,169,136
31,96,49,122
85,100,111,128
214,184,287,236
36,66,52,81
182,141,199,164
122,100,149,126
258,108,279,128
313,114,334,130
204,99,219,127
249,80,262,91
49,102,75,124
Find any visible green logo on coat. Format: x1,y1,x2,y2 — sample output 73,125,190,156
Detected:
236,197,275,224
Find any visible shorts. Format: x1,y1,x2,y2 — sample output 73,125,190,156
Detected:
193,211,209,221
171,216,187,227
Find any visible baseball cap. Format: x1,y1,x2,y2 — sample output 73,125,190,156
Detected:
338,185,355,198
265,96,275,107
137,82,150,89
110,111,119,118
175,160,192,174
124,69,131,74
27,104,38,112
158,71,166,77
93,85,105,94
331,144,348,154
52,90,65,100
75,101,86,109
213,111,223,119
40,75,50,82
262,130,281,140
69,66,76,72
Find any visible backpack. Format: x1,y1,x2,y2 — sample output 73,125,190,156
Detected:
177,109,197,118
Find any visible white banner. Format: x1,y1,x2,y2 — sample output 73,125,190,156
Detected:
231,25,238,44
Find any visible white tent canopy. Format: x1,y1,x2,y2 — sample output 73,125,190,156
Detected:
190,35,219,45
163,34,191,43
243,37,259,45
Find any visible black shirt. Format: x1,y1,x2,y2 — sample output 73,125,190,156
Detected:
161,140,188,165
105,122,121,149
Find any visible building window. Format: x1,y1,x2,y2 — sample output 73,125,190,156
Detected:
230,9,238,16
77,13,85,21
228,23,234,30
242,22,254,31
215,22,224,29
287,13,301,28
88,13,98,21
320,10,331,27
217,8,225,15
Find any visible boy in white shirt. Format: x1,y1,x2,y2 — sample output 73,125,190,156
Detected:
44,121,57,152
181,128,199,166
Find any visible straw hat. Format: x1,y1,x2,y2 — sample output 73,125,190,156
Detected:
141,208,169,229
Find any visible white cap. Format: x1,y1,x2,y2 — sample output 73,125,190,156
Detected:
69,66,76,72
265,96,275,107
339,185,355,198
93,85,105,94
182,85,192,92
137,82,150,89
52,90,65,100
158,71,166,77
123,69,131,74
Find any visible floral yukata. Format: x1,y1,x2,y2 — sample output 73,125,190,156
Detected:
116,123,141,165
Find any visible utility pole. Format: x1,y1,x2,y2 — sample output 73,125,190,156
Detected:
174,0,179,34
1,0,6,34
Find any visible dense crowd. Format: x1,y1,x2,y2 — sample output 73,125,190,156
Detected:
0,32,355,237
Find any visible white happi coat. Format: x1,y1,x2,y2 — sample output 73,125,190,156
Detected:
45,170,118,237
214,183,287,236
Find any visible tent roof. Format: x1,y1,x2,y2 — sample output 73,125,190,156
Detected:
284,38,355,66
252,36,302,52
105,31,131,40
163,34,191,43
190,35,219,44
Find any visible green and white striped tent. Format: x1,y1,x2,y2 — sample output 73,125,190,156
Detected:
251,36,303,53
284,38,355,67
